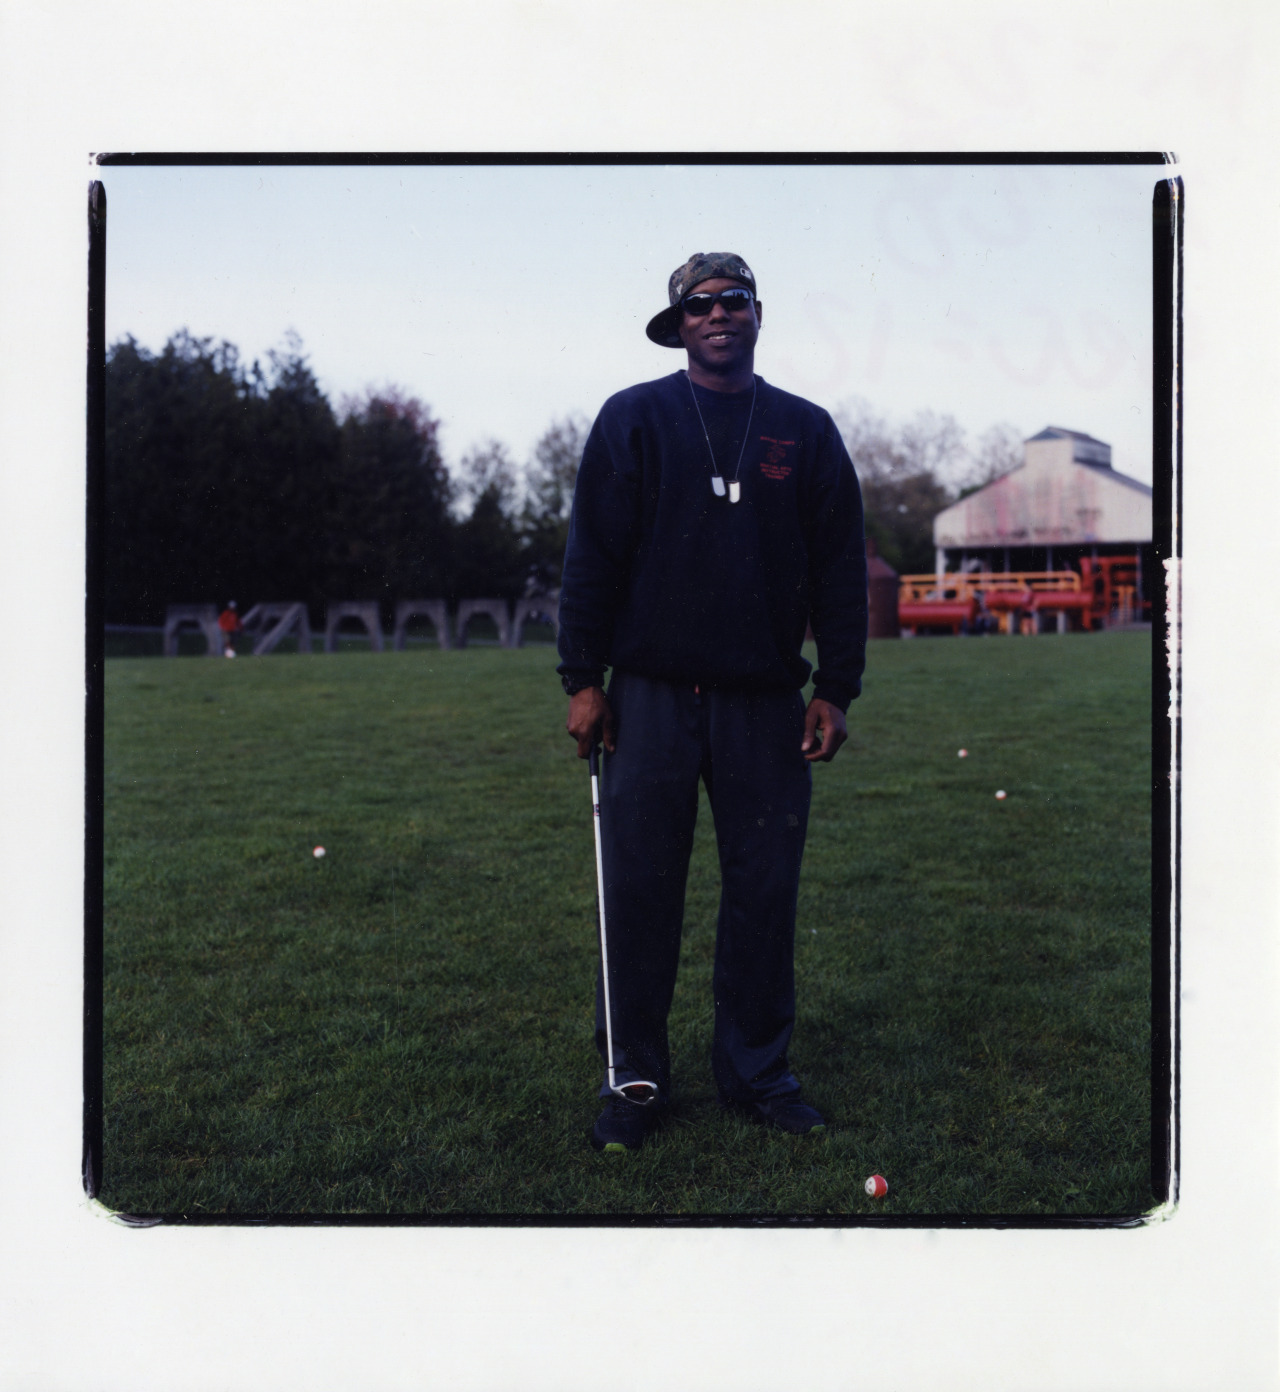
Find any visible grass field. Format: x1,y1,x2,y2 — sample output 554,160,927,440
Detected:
99,632,1154,1218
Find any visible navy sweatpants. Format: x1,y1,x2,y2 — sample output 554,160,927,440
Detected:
596,669,812,1104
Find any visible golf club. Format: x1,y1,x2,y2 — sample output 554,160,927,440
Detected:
589,744,658,1105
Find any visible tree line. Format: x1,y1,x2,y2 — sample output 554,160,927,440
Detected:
103,330,1021,625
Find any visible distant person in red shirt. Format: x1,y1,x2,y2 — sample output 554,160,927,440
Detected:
218,601,242,657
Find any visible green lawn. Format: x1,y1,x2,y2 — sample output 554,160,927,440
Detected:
99,633,1154,1218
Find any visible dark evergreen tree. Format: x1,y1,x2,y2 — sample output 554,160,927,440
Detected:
450,440,525,600
104,331,263,622
103,331,458,626
330,388,453,618
238,335,339,616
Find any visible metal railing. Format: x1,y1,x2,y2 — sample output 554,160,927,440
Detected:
899,570,1083,604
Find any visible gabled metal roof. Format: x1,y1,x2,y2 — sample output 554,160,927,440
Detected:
1026,426,1110,445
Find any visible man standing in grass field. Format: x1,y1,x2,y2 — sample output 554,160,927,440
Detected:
557,253,868,1153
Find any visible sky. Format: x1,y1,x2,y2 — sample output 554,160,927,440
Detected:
101,160,1159,485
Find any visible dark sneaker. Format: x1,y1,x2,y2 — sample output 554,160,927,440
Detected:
726,1093,826,1135
590,1095,660,1153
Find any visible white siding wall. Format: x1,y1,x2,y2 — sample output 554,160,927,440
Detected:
934,440,1151,548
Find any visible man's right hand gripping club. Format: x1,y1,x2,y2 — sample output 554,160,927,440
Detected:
567,686,617,759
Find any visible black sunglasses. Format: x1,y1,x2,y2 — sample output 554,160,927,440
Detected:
680,287,756,316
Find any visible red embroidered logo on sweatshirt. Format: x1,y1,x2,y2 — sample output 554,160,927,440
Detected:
758,436,795,479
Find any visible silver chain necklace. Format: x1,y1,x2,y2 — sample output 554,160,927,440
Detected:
686,372,756,504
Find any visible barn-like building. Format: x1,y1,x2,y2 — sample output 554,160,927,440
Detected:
898,427,1153,635
934,426,1152,583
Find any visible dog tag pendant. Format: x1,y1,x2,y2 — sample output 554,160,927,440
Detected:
728,481,741,504
711,476,726,497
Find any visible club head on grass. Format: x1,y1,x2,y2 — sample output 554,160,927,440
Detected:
615,1082,659,1106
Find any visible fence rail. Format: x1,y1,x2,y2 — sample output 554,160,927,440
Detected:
898,570,1083,604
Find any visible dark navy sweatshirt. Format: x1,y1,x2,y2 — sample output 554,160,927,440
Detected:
556,371,868,710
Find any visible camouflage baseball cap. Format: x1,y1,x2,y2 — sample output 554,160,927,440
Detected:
645,252,758,348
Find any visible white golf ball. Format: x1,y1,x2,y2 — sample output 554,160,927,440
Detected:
313,846,326,858
995,790,1007,800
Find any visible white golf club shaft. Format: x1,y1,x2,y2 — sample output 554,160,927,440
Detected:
590,745,657,1103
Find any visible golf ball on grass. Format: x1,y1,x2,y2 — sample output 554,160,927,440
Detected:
957,748,968,758
865,1174,888,1198
995,790,1007,800
313,846,326,858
